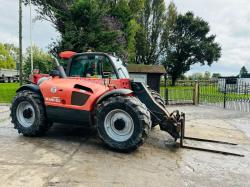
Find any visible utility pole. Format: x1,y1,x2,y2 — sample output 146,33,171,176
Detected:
19,0,23,86
30,0,33,75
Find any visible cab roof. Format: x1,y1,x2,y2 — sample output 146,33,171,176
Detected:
59,51,116,59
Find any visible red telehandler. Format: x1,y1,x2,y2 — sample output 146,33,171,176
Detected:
10,51,243,156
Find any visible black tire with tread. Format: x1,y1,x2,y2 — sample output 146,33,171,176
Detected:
95,96,151,152
150,89,165,127
10,90,51,136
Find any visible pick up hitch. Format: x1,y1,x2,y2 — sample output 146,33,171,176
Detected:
174,112,244,157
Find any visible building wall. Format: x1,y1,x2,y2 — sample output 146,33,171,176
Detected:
237,78,250,94
129,73,162,92
238,78,250,84
147,74,161,92
129,73,147,84
218,78,250,93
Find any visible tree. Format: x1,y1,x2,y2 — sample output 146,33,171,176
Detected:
4,43,19,69
212,73,221,80
161,1,177,52
204,71,211,80
127,19,140,63
23,46,53,79
162,12,221,86
59,0,126,55
26,0,222,80
25,0,144,62
0,43,15,69
189,73,203,80
179,74,187,80
239,66,248,78
135,0,166,64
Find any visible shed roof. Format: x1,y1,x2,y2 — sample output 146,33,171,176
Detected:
219,76,238,79
127,64,166,74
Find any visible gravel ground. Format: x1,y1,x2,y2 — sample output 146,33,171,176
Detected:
0,104,249,187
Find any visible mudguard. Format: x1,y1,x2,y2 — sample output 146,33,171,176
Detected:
16,84,41,94
96,89,133,104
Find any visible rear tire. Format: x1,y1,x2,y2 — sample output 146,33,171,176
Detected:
95,96,151,152
150,89,165,128
10,90,51,136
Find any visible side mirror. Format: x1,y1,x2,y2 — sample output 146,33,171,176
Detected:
50,70,60,77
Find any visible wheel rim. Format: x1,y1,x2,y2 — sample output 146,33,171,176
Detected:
104,109,134,142
16,101,35,128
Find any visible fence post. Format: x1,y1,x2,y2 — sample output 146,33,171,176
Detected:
193,80,199,105
165,88,169,105
198,81,200,104
223,80,227,109
164,74,169,105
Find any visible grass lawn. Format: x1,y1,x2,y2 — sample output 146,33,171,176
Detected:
200,86,250,103
0,83,19,103
160,86,194,102
160,85,250,103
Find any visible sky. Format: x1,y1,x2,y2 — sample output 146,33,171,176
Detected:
0,1,58,52
0,0,250,76
172,0,250,76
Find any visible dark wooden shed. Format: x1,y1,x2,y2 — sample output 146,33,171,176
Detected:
127,64,166,93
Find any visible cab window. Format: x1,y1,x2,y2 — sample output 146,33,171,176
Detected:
69,54,117,79
102,57,117,79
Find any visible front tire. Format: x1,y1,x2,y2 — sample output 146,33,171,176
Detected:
10,90,51,136
95,96,151,152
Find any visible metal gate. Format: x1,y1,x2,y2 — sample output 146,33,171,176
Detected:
160,81,195,105
199,78,250,112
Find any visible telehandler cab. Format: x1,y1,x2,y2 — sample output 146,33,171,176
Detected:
10,51,243,156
